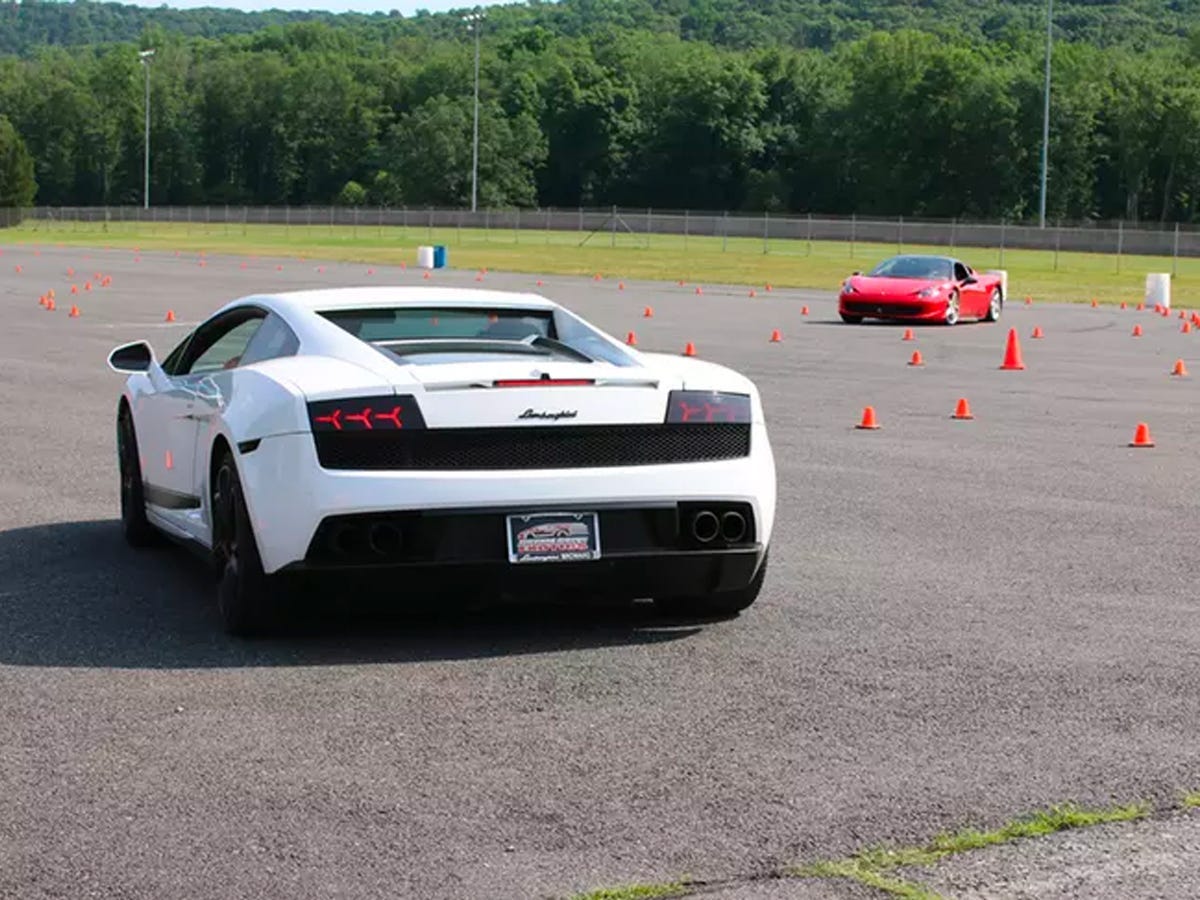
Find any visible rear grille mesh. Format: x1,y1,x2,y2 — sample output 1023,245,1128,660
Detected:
312,423,751,470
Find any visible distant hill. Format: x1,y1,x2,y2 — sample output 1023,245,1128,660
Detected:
3,0,1200,57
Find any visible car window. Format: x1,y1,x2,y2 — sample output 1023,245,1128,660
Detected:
869,257,952,280
953,262,970,281
183,315,266,375
239,313,300,367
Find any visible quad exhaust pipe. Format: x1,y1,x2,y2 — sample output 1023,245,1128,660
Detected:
689,509,748,544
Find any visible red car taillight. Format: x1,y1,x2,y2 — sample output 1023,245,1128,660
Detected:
665,391,752,424
307,395,426,432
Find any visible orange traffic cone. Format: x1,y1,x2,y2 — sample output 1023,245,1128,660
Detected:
618,282,625,291
1180,309,1187,319
856,406,880,430
1000,328,1025,370
952,398,974,420
765,284,773,292
68,305,80,318
38,295,46,307
70,285,78,295
367,268,375,276
907,350,924,367
1137,302,1145,311
423,271,431,279
1183,321,1192,334
239,261,247,270
475,273,483,282
1171,359,1188,376
1091,298,1098,308
683,342,696,357
1132,324,1143,337
536,280,543,286
1024,296,1032,306
1120,301,1127,310
165,310,176,323
643,306,654,318
902,328,915,341
626,331,637,346
770,329,782,343
1129,422,1155,448
45,299,55,311
801,306,809,316
66,267,74,277
84,282,91,291
1031,326,1044,339
748,289,757,298
593,273,602,281
695,286,703,295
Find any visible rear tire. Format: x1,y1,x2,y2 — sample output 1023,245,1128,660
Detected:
984,287,1003,322
840,313,864,324
117,406,162,548
212,450,278,637
655,552,769,619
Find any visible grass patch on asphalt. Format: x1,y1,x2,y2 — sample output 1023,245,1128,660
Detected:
568,880,692,900
1181,790,1200,808
4,220,1196,306
791,801,1151,898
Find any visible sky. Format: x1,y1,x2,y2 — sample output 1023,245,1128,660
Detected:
116,0,514,13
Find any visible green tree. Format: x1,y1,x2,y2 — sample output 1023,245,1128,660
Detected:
0,116,37,210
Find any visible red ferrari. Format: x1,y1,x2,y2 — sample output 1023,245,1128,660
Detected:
837,254,1004,326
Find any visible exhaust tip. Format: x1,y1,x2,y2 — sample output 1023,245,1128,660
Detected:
691,510,720,543
368,522,403,556
721,511,747,543
331,524,365,556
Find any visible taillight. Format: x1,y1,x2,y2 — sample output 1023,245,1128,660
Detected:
307,395,426,432
665,391,752,424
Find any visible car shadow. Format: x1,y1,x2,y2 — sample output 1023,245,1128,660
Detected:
0,520,705,670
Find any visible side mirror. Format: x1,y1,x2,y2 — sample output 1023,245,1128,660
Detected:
107,341,155,373
852,271,861,276
963,276,977,285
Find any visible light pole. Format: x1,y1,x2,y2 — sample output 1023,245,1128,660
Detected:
1038,0,1052,228
138,49,155,210
463,9,483,213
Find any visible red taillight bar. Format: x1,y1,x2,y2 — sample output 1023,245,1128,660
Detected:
492,379,595,387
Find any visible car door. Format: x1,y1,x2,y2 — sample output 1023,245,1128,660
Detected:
140,309,267,538
954,261,986,317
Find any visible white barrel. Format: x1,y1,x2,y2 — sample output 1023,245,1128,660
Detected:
985,269,1008,301
417,245,434,269
1145,273,1171,309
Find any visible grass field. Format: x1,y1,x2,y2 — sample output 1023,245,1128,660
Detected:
4,219,1194,306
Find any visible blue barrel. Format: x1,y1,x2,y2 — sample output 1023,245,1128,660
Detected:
433,245,447,268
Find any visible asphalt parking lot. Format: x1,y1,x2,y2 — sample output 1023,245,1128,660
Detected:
1,245,1198,899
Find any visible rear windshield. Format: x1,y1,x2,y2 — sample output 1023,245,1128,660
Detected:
319,306,638,367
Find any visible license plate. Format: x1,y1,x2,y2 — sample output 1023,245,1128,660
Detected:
506,512,601,564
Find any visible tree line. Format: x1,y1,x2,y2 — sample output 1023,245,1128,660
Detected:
3,4,1200,221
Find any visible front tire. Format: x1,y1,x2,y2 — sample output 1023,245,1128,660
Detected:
655,552,769,619
944,291,960,326
117,406,162,548
212,450,278,637
840,313,864,324
984,287,1003,322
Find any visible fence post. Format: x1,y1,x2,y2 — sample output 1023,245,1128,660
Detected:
378,205,383,239
850,213,856,259
646,208,652,249
578,207,582,232
722,211,728,252
353,206,359,239
807,212,813,256
1116,219,1123,274
329,204,334,236
999,218,1006,268
428,206,433,241
763,211,769,255
515,207,520,244
484,207,489,239
545,207,551,246
611,204,617,248
242,205,248,236
1054,220,1061,272
897,215,903,253
950,217,956,250
684,209,689,251
1173,222,1180,277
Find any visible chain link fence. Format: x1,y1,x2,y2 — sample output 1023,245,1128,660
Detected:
9,205,1199,264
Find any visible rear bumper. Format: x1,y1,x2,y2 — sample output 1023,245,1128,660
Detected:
839,295,947,321
236,426,776,574
281,547,767,600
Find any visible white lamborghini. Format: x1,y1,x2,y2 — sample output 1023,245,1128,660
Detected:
107,287,776,635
